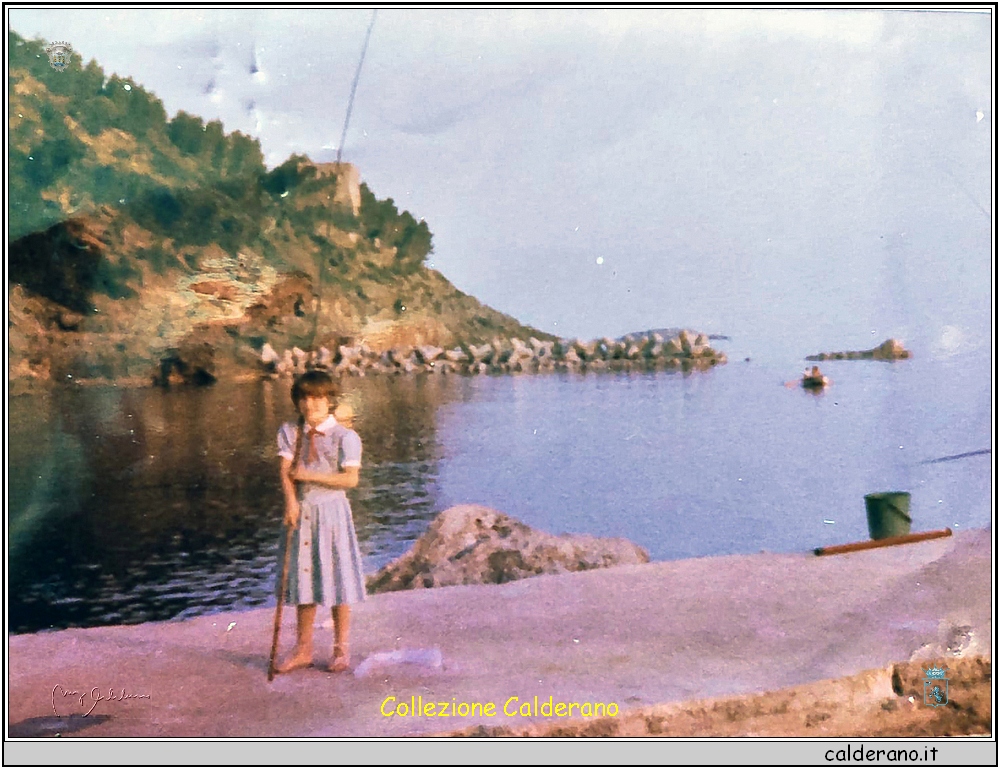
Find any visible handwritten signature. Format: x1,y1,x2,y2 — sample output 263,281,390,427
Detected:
51,685,151,717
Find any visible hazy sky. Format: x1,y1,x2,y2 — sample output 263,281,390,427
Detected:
9,8,993,361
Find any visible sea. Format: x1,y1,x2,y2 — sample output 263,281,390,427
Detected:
8,347,992,634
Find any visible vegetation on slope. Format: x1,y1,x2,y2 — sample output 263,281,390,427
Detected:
8,31,552,384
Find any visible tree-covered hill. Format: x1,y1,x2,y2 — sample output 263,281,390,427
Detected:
8,31,552,385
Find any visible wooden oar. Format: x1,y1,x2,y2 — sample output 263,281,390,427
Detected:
267,415,306,681
813,528,952,557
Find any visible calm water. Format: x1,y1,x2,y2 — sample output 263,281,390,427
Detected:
8,351,991,633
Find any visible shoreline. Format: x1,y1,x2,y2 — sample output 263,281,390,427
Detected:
8,527,991,737
9,330,727,392
7,356,723,395
9,523,980,638
0,358,909,393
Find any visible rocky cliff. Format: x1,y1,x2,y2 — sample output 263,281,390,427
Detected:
7,32,553,388
8,32,726,390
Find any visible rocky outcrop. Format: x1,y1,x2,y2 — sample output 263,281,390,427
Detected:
367,504,650,592
156,341,217,386
6,191,725,388
807,338,911,361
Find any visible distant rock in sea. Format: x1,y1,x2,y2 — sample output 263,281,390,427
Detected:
621,327,730,342
367,504,649,593
807,338,911,361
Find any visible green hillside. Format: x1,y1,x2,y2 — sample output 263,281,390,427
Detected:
8,31,553,385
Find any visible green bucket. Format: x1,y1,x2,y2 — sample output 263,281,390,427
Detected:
865,492,912,540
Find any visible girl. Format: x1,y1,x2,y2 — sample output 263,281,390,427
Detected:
274,370,366,674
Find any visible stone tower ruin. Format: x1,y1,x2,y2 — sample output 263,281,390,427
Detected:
314,162,361,215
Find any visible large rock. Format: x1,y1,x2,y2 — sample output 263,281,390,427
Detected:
338,344,362,366
562,347,582,366
509,337,534,362
468,343,493,363
573,339,596,361
415,344,443,364
367,504,649,593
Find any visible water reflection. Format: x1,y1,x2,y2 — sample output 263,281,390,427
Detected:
8,376,458,633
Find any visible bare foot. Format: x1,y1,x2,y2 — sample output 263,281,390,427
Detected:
328,645,350,673
275,648,313,674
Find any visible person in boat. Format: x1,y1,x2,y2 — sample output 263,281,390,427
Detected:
802,365,828,387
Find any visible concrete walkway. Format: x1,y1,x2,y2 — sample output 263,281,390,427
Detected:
8,528,991,737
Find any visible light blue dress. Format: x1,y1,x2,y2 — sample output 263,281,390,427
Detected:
276,415,367,606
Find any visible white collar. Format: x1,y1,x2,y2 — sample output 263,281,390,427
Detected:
305,415,338,434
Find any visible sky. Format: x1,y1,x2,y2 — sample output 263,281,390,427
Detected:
8,7,994,362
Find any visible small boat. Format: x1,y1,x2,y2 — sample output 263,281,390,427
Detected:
801,366,829,389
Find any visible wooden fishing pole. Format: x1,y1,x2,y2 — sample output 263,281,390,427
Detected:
813,528,952,557
268,414,307,681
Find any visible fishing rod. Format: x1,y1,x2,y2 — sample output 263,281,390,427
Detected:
310,9,378,351
919,449,991,465
336,9,377,167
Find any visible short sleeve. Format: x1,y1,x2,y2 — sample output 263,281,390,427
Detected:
277,423,298,461
340,429,362,468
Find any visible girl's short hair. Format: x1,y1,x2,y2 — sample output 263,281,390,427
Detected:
291,370,339,407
